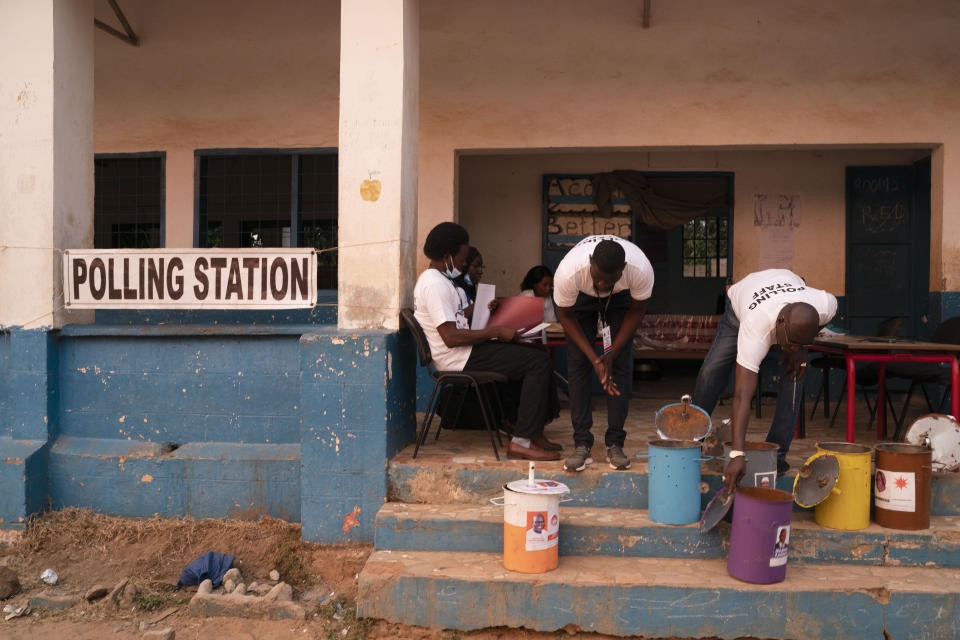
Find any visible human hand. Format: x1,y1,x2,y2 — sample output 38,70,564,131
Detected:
781,348,809,380
494,326,518,342
593,355,620,396
488,298,499,312
723,456,746,494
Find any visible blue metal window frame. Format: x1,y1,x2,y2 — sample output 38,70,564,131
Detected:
93,151,166,248
193,147,338,293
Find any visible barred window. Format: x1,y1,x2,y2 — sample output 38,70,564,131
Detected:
682,216,729,278
94,154,164,248
197,150,338,290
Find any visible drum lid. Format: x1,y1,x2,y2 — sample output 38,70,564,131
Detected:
792,454,840,508
699,488,734,533
505,479,570,495
655,394,712,441
905,414,960,472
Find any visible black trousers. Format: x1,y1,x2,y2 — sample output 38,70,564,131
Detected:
463,342,556,439
567,290,634,448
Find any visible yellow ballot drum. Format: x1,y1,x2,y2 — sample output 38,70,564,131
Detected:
800,442,873,530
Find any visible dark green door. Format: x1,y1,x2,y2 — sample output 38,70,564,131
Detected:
845,161,931,338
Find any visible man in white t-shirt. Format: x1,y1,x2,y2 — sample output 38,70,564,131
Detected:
413,222,562,461
691,269,838,492
553,235,654,472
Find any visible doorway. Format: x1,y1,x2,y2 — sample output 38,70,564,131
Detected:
845,160,931,338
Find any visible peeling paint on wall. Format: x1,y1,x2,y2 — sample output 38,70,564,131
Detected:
342,505,362,533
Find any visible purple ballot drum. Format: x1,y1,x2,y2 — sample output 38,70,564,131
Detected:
727,487,794,584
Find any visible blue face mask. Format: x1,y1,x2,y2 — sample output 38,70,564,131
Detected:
444,257,462,280
464,274,473,286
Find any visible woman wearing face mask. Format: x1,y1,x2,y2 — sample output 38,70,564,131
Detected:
519,265,558,323
453,247,484,303
413,223,562,460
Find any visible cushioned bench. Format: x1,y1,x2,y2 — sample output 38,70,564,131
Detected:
634,313,721,360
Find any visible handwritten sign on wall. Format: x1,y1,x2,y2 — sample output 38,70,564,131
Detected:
753,193,801,269
544,175,632,248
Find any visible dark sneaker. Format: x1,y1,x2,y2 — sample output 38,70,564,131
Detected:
607,445,631,470
777,458,790,476
564,445,592,472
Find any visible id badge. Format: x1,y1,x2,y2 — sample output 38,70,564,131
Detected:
601,325,612,354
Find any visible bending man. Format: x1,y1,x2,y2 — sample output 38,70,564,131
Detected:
554,235,654,472
692,269,837,492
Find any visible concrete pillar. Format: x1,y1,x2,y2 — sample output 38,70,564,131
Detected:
0,0,93,527
337,0,419,330
0,0,94,329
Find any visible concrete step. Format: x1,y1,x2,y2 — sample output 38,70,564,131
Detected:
388,456,960,515
374,503,960,567
358,550,960,639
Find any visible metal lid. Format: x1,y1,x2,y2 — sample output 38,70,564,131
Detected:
655,394,713,441
699,488,734,533
505,479,570,495
792,454,840,508
905,413,960,472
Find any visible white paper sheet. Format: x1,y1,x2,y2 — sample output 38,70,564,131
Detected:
520,322,551,338
757,225,794,270
471,283,496,330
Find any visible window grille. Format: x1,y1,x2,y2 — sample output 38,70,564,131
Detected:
94,154,164,248
197,150,338,290
682,216,729,278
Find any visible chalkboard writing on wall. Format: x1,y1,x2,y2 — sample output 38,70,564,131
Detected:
845,165,917,335
543,175,632,249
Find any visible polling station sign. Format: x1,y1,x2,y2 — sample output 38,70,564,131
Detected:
63,249,317,309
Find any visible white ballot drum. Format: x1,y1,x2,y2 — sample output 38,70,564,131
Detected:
502,477,569,573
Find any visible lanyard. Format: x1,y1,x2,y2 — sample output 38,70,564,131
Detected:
594,285,613,327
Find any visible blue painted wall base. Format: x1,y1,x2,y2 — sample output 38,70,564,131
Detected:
0,323,416,541
299,331,416,542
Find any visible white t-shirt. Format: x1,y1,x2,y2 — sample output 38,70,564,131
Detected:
520,289,558,322
413,269,472,371
552,235,655,308
727,269,838,373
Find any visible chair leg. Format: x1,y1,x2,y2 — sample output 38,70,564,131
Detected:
485,383,505,447
864,387,876,431
473,382,500,461
920,382,936,412
829,378,848,429
810,372,825,420
413,381,443,458
823,366,831,418
937,387,949,413
438,386,468,440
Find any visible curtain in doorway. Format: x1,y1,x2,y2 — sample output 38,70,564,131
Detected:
592,170,731,230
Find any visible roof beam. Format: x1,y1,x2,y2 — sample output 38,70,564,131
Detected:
94,0,139,47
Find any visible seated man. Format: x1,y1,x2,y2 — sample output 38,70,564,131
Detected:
413,222,561,461
691,269,837,492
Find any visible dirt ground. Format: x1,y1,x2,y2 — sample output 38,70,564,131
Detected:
0,510,733,640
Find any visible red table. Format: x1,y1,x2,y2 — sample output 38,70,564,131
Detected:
812,335,960,442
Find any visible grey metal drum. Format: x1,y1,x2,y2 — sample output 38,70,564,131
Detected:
722,441,779,489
